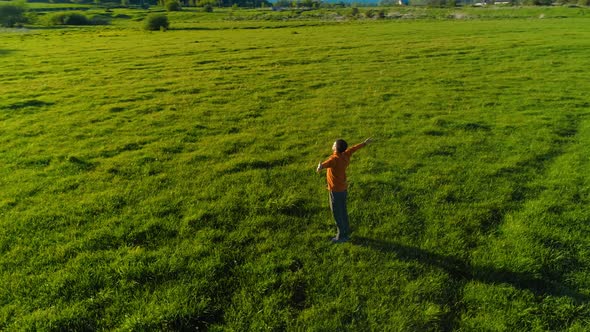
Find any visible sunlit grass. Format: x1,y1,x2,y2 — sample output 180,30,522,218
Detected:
1,7,590,330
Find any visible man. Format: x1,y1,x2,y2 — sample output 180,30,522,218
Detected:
316,138,372,243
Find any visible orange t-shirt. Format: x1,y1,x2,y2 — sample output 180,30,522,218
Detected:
321,143,366,192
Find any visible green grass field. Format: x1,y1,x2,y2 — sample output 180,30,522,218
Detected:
1,6,590,330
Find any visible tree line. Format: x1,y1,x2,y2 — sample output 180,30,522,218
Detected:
1,0,588,27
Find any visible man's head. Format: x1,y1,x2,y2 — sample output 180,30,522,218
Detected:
332,139,348,153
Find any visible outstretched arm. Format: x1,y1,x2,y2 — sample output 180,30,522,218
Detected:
348,138,373,154
317,156,335,172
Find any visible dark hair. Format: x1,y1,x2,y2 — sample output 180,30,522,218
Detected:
335,139,348,153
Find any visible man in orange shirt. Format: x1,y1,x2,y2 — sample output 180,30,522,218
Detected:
316,138,372,243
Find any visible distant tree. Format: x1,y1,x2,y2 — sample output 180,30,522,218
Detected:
427,0,449,6
0,2,27,27
166,0,182,10
198,0,216,7
144,13,169,30
274,0,291,7
205,0,269,7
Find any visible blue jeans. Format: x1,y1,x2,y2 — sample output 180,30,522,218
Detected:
329,191,349,240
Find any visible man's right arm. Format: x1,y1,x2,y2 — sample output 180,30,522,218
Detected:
317,157,335,172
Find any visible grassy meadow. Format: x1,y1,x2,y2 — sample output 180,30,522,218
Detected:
1,6,590,330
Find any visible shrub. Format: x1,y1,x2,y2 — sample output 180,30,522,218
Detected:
89,14,111,25
0,2,27,27
365,9,376,18
144,13,169,31
48,12,90,25
165,0,182,11
365,9,385,18
64,13,88,25
204,3,214,11
24,11,39,25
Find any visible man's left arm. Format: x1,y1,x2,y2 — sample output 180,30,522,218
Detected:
348,138,373,154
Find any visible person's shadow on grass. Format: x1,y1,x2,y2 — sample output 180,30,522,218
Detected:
352,236,588,302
